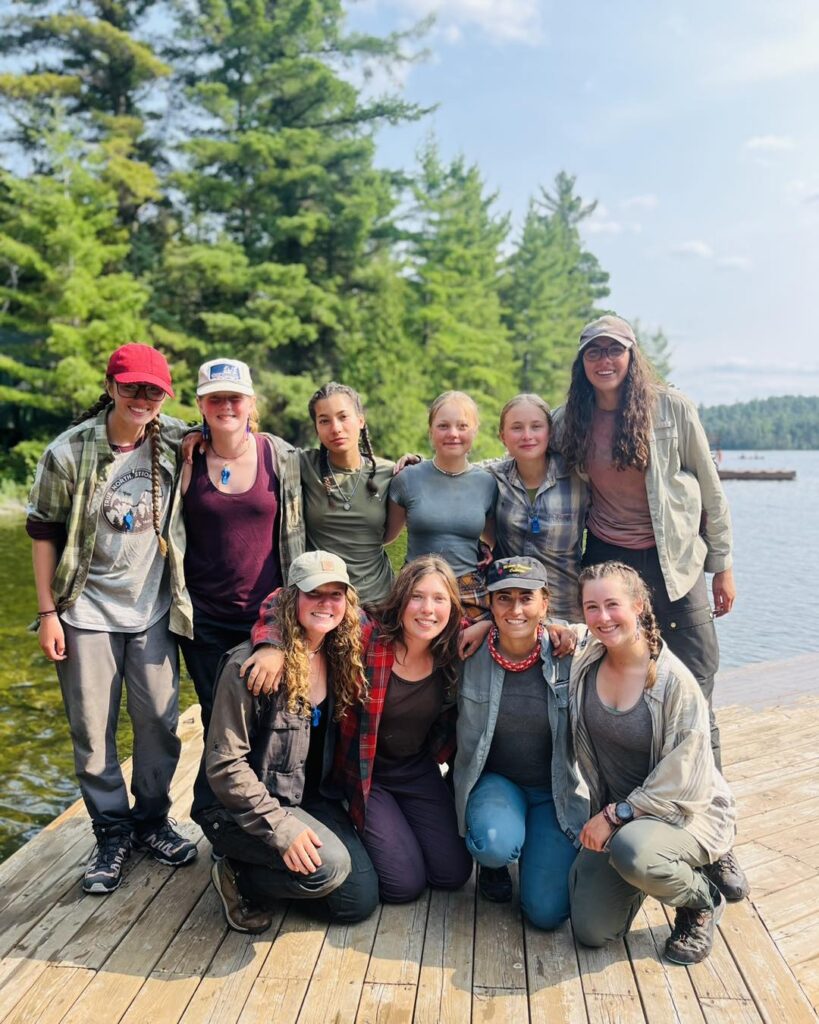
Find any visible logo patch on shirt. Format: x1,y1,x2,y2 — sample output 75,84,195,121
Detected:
103,468,164,533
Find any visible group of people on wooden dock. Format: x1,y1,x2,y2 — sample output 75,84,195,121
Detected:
26,313,747,968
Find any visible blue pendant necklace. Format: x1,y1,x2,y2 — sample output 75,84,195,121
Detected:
210,437,251,488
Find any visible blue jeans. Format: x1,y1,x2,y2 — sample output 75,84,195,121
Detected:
465,772,576,930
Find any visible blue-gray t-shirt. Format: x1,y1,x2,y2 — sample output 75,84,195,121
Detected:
390,461,497,576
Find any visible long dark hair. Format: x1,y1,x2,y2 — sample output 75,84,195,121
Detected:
71,378,168,557
560,345,661,473
308,382,379,506
373,556,463,698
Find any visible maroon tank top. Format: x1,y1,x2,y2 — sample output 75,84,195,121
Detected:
183,433,282,621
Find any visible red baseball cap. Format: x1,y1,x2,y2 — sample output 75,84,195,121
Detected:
106,344,175,398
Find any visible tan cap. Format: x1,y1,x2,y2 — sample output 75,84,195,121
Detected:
578,315,637,351
288,550,350,592
197,358,254,397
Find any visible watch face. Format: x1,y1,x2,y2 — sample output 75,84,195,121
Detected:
615,801,634,823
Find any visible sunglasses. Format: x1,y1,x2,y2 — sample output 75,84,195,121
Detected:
115,382,167,401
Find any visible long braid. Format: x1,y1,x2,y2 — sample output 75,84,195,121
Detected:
318,443,336,506
359,423,378,496
147,417,168,558
640,605,662,689
70,392,112,426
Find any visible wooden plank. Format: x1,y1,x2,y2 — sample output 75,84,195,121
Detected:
575,939,644,1024
473,987,529,1024
718,898,817,1023
625,900,705,1024
0,965,95,1024
296,912,380,1024
737,795,819,843
364,895,429,986
414,880,475,1024
793,959,819,1017
524,918,588,1024
754,875,819,934
730,841,779,872
356,983,418,1023
743,853,816,899
472,876,526,992
237,977,311,1024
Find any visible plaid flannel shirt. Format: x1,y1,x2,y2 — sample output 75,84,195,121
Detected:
26,410,193,638
251,596,457,832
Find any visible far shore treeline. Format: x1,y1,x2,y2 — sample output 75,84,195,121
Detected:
699,395,819,451
0,0,683,487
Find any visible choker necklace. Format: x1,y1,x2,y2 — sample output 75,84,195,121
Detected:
432,458,470,477
487,624,544,672
329,462,364,510
210,436,251,485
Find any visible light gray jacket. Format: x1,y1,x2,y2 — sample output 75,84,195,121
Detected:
454,637,590,844
553,388,733,601
570,634,736,861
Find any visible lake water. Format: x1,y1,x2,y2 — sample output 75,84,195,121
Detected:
1,447,817,860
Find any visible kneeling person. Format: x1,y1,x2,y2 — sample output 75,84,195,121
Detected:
192,551,379,932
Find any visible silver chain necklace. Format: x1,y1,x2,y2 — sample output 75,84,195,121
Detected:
329,462,365,510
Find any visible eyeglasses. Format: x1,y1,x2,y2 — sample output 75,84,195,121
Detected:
115,382,167,401
582,342,629,363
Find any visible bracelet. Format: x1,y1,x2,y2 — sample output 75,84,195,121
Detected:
602,804,620,829
38,609,58,616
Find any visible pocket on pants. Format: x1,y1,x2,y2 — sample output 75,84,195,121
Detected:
663,604,718,680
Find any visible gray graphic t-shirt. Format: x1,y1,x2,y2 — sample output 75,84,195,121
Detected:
63,442,172,632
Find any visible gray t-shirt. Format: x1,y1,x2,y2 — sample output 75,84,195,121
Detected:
390,460,497,577
300,449,394,607
583,662,652,804
484,663,552,789
63,442,171,632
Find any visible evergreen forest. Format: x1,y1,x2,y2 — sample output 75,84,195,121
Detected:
699,395,819,450
1,0,670,482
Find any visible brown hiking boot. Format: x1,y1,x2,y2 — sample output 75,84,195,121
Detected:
211,859,274,934
703,849,750,901
664,887,725,966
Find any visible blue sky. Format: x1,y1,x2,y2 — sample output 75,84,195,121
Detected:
346,0,818,407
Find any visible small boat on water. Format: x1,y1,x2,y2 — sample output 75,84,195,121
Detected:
717,469,796,481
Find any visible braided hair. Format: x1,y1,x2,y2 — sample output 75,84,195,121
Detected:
71,377,167,558
578,560,662,688
308,382,378,507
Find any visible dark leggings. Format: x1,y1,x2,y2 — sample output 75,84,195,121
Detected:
362,754,474,903
583,532,721,767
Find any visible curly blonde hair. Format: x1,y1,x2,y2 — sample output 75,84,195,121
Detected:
275,584,367,719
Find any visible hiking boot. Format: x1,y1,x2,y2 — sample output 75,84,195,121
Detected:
704,849,750,901
211,859,274,934
135,819,197,867
83,824,133,895
478,865,513,903
664,886,726,965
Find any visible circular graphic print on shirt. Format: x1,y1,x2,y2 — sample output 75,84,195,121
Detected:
103,468,164,533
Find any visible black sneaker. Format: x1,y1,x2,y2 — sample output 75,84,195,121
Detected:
135,819,198,867
664,887,726,965
704,849,750,901
211,859,274,934
478,865,513,903
83,824,133,895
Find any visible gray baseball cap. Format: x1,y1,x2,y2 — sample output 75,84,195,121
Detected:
288,550,350,592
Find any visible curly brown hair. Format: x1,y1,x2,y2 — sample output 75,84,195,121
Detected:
372,556,464,698
578,560,662,688
275,584,367,719
560,344,661,473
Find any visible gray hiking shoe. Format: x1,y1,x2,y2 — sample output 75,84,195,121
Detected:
83,824,133,895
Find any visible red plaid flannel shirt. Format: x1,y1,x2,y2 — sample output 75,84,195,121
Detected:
251,591,457,832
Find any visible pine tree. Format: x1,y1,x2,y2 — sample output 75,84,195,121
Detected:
407,144,513,456
632,318,673,380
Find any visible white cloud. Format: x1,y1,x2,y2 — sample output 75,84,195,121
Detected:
379,0,543,44
672,240,714,260
716,256,753,272
621,193,659,211
743,135,796,152
584,204,645,236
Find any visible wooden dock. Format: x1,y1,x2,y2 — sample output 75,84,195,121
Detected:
1,656,818,1023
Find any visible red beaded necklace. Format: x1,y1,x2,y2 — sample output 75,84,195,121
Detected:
487,624,544,672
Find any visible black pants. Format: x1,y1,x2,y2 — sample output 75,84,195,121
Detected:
199,798,379,924
583,533,722,768
179,612,252,738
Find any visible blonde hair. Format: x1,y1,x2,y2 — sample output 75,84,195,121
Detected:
428,390,480,429
275,584,367,719
499,393,552,434
578,561,661,688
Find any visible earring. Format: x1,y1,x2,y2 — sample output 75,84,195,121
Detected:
202,421,210,441
246,418,251,435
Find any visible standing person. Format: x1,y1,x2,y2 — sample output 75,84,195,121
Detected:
243,556,474,904
27,344,197,895
301,382,397,608
489,394,587,622
555,314,747,900
569,562,736,965
192,551,379,933
178,358,303,734
388,391,497,618
454,557,588,930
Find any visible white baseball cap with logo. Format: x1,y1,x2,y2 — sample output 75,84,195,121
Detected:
196,358,255,397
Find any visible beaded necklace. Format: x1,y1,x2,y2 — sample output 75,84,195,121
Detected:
487,623,544,672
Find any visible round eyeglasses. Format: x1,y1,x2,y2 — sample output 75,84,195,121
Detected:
582,342,629,362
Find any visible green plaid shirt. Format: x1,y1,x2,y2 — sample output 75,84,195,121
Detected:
27,410,193,638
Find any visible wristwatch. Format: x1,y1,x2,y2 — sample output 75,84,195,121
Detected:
614,801,635,825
